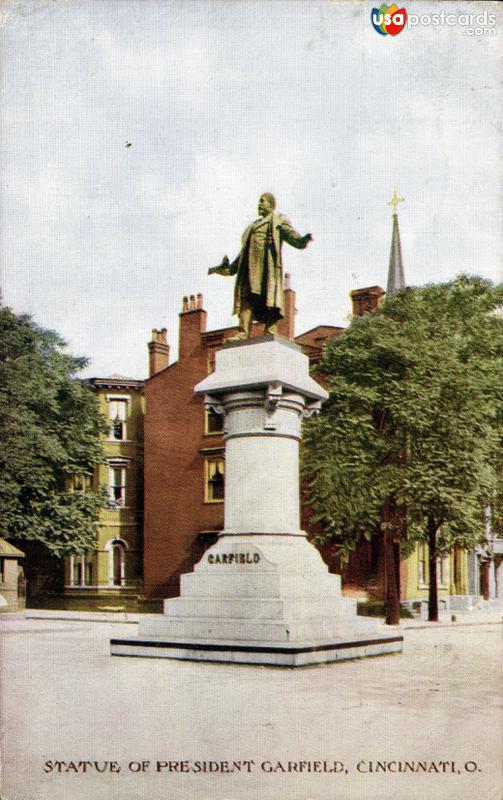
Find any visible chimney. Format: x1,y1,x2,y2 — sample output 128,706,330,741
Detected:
350,286,385,318
148,328,170,377
179,292,207,360
277,273,296,339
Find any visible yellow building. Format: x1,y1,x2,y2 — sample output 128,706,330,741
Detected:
400,545,470,618
63,375,145,610
0,539,26,611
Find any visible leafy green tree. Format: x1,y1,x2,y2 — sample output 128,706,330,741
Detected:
0,307,107,557
303,276,503,623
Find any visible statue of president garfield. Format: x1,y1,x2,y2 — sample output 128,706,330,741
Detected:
208,193,313,339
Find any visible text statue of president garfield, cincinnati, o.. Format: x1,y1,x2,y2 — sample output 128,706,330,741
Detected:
208,193,313,339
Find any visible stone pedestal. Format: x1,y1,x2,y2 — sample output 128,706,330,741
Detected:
111,337,402,666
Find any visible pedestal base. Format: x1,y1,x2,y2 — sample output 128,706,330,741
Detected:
110,634,403,666
110,535,403,666
112,338,404,667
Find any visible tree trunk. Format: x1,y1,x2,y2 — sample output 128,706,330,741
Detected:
427,517,439,622
394,539,401,600
383,499,400,625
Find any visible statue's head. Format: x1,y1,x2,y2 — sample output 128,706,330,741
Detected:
258,193,276,216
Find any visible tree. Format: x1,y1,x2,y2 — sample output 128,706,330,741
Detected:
0,307,107,557
303,276,503,623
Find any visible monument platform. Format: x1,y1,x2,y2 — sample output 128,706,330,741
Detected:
111,337,403,666
110,635,403,666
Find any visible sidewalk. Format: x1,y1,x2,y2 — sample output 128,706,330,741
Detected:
384,609,503,630
4,605,502,628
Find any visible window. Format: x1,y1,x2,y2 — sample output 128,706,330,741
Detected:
453,549,462,593
108,462,127,507
0,559,5,583
71,474,91,492
204,457,225,503
106,539,127,586
437,555,449,588
107,398,128,440
112,543,123,586
68,555,93,587
417,543,449,589
418,543,427,588
205,408,224,435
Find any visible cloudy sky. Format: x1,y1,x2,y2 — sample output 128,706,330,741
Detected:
1,0,501,378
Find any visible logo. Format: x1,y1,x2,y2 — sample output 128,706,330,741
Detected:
371,3,407,36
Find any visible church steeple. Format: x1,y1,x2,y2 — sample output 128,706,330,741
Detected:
386,188,406,295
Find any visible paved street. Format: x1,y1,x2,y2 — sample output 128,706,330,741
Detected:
1,614,501,800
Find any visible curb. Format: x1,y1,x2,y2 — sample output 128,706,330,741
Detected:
24,610,142,624
380,617,503,631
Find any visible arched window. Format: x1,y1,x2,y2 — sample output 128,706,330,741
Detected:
105,539,128,586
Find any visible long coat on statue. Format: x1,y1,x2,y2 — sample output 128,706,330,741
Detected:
214,212,311,325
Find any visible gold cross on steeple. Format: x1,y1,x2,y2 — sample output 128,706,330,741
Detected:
387,187,405,215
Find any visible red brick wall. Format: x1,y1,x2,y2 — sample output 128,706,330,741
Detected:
277,287,296,339
144,307,224,597
148,328,169,377
350,286,385,317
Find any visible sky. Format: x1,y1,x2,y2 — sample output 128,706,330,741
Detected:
1,0,501,379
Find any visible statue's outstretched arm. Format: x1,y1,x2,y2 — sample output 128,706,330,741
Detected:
280,218,313,250
208,254,239,276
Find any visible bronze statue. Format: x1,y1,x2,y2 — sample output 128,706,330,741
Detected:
209,193,313,339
